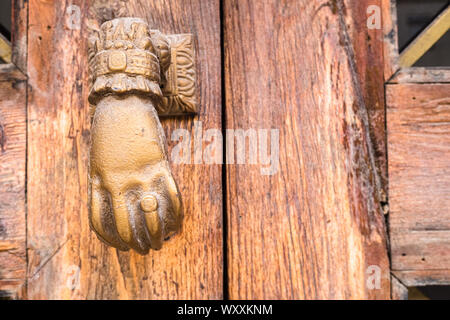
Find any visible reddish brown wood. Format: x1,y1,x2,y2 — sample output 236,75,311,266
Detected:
0,1,28,300
381,0,399,81
11,0,28,72
387,84,450,285
26,0,222,299
0,64,26,81
346,0,388,201
0,69,27,298
224,0,390,299
389,67,450,84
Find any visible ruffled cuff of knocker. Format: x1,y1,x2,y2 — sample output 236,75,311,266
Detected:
88,74,162,105
87,17,169,105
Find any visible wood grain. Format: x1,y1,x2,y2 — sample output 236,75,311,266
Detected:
381,0,399,81
11,0,28,72
26,0,222,299
387,84,450,284
345,0,387,201
0,69,27,298
389,67,450,84
224,0,390,299
0,64,26,82
393,270,450,287
391,275,408,300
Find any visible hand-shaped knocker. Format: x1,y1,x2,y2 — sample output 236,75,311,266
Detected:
88,18,189,254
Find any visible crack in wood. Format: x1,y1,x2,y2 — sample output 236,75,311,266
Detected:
28,239,69,280
336,0,386,223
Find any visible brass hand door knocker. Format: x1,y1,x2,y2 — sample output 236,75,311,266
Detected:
88,17,196,254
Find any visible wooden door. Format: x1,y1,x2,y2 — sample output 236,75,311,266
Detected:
224,0,389,299
26,0,223,299
0,0,392,299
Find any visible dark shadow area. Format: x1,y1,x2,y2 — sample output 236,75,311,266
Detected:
409,286,450,300
0,290,14,300
397,0,450,66
0,0,11,40
0,0,11,64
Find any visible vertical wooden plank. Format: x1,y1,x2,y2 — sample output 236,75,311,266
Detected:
224,0,390,299
345,0,388,201
27,0,90,299
381,0,399,80
0,69,27,298
27,0,222,299
11,0,28,71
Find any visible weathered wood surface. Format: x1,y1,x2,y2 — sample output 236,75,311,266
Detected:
391,275,408,300
11,0,28,72
345,0,387,201
389,67,450,84
0,64,26,82
0,68,27,298
381,0,399,81
393,270,450,287
224,0,390,299
387,84,450,285
27,0,222,299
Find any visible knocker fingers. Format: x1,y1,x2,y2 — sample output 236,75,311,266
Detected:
110,190,149,254
89,177,129,251
140,193,163,250
89,168,182,254
150,169,183,237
